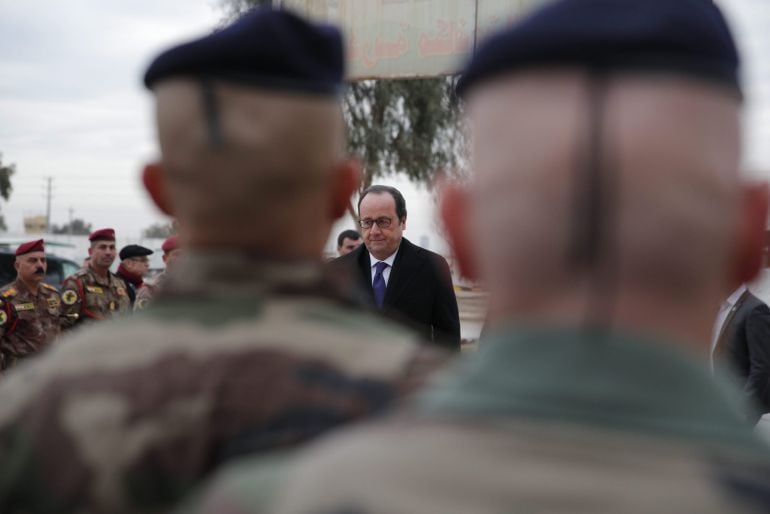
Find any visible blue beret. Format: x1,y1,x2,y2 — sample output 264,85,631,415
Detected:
457,0,741,97
143,8,345,96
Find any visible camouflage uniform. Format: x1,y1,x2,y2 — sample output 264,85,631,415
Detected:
60,265,131,328
133,272,165,311
0,251,449,514
0,279,61,371
186,328,770,514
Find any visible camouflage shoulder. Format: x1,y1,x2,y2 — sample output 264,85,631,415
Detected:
41,282,60,293
0,284,18,299
180,452,294,514
62,271,87,287
298,301,420,341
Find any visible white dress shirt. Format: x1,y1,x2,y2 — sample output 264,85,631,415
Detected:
369,248,399,287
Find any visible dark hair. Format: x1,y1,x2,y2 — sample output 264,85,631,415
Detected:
337,229,361,247
358,185,407,222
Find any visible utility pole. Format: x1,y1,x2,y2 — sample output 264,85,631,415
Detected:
44,177,53,233
68,207,74,238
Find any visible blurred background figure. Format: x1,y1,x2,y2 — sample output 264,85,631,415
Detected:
0,240,61,371
0,8,449,514
185,1,770,513
59,227,130,329
134,234,180,310
115,243,153,306
336,229,362,256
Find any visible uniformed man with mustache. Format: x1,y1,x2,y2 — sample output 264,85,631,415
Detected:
0,239,62,371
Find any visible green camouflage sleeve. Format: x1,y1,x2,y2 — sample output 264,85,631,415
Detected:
177,454,292,514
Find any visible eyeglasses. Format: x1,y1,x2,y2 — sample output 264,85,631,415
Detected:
359,217,393,229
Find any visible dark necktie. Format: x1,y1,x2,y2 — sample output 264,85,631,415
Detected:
372,261,388,308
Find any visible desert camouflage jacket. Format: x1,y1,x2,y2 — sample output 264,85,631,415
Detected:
0,250,450,514
185,328,770,514
133,271,165,311
0,279,61,371
60,265,131,328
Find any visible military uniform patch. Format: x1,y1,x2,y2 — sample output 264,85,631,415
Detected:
0,310,7,325
14,303,35,312
116,287,127,297
136,298,149,310
62,290,78,305
86,286,104,294
47,298,60,309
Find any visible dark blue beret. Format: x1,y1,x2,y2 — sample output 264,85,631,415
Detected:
457,0,741,97
143,8,345,96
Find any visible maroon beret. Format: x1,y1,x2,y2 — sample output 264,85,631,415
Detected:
161,235,179,253
89,228,116,242
16,239,45,256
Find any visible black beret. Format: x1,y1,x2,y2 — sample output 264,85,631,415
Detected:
457,0,741,97
119,245,154,261
143,8,345,96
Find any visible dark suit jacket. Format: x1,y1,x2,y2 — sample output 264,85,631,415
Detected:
714,289,770,423
331,238,461,350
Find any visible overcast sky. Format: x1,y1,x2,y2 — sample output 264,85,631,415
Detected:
0,0,768,248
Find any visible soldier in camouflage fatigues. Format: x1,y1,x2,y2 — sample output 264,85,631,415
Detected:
134,235,181,311
60,228,130,329
0,240,62,371
184,2,770,514
0,10,450,514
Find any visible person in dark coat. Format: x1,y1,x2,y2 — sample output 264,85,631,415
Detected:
115,244,153,306
331,185,461,350
713,284,770,423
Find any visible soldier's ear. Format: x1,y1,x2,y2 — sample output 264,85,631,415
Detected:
330,159,361,220
731,181,769,286
440,181,478,281
142,162,174,216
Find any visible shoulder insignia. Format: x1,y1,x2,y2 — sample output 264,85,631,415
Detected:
41,283,58,291
1,287,17,299
62,290,79,305
86,286,104,294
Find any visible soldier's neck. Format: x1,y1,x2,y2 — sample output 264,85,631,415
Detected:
18,277,39,295
89,263,111,280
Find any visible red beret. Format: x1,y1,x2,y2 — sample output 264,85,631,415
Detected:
89,228,116,242
16,239,45,256
161,235,179,253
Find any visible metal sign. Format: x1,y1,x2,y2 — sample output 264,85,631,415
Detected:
279,0,547,79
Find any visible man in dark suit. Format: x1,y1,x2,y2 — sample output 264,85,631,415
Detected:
713,284,770,423
332,185,461,350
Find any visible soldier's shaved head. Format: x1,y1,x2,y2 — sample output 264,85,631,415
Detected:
443,71,766,350
144,79,358,257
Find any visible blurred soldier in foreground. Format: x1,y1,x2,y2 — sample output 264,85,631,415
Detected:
0,9,447,514
0,240,61,371
115,244,153,306
134,234,181,310
186,1,770,513
60,228,131,328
